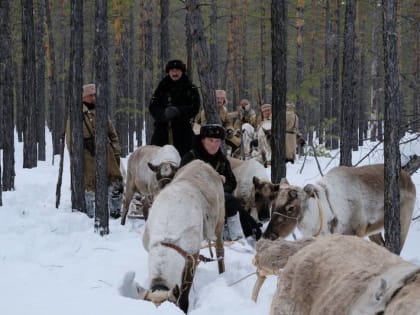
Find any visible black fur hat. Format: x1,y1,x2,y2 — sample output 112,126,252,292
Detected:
165,59,186,73
200,124,226,140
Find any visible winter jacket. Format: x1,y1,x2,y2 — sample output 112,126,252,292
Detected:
149,74,200,157
180,136,237,194
66,103,123,192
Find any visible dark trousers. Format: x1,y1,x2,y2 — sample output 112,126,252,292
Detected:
225,193,262,239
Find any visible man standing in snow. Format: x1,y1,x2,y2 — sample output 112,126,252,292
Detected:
66,83,123,218
149,59,201,157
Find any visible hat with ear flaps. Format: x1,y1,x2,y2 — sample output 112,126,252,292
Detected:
215,89,228,105
200,124,226,140
260,103,272,111
82,84,96,97
165,59,186,73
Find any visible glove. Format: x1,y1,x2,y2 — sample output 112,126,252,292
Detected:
84,137,95,156
164,106,180,121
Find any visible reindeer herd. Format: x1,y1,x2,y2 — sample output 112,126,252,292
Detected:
118,143,418,314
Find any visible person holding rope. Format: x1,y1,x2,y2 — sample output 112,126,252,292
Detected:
66,83,123,218
180,124,262,246
149,59,200,157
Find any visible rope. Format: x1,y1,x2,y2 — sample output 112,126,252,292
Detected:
228,271,257,287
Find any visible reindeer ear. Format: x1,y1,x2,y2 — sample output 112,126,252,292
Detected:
253,176,261,187
303,184,317,198
288,189,298,199
147,162,159,172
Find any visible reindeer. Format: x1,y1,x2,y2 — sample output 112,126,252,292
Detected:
120,160,225,313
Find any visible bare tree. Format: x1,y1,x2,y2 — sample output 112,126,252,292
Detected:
45,0,61,157
160,0,170,77
185,0,219,124
271,0,287,182
144,0,154,144
35,0,46,161
68,0,85,212
1,0,15,191
209,0,218,87
382,0,402,254
136,0,145,147
94,0,110,235
22,0,38,168
340,0,357,166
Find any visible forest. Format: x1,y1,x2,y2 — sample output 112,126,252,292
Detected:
0,1,418,244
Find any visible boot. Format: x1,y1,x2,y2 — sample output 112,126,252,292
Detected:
109,183,122,219
226,212,246,241
85,191,95,218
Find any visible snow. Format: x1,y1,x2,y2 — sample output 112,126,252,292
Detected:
0,132,419,315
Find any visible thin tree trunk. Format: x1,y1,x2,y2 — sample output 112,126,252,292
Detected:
160,0,169,77
331,0,341,149
94,0,110,235
144,0,153,144
45,0,61,157
136,0,145,147
210,0,218,87
22,0,38,168
185,0,219,125
36,0,46,161
383,0,402,255
370,0,381,141
260,4,267,102
68,0,85,212
271,0,287,182
296,0,305,137
340,0,357,166
324,0,333,148
1,0,15,191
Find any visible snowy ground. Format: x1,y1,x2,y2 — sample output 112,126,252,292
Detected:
0,132,419,314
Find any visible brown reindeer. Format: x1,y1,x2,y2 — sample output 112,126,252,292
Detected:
263,164,416,253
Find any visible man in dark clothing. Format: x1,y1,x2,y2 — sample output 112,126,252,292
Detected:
181,124,262,244
149,59,200,157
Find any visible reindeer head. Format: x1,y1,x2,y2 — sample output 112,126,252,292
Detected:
148,162,179,189
263,180,308,240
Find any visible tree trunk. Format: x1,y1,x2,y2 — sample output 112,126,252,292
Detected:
296,0,305,139
185,0,219,125
382,0,402,255
160,0,170,77
94,0,110,236
22,0,38,168
271,0,287,182
1,0,16,191
370,0,381,141
260,4,267,102
68,0,85,213
324,0,333,149
45,0,61,157
144,0,154,144
210,0,218,87
127,6,135,153
331,0,341,149
340,0,356,167
136,0,145,147
36,0,46,161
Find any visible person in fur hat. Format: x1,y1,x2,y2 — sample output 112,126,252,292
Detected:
149,59,200,157
181,124,262,245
